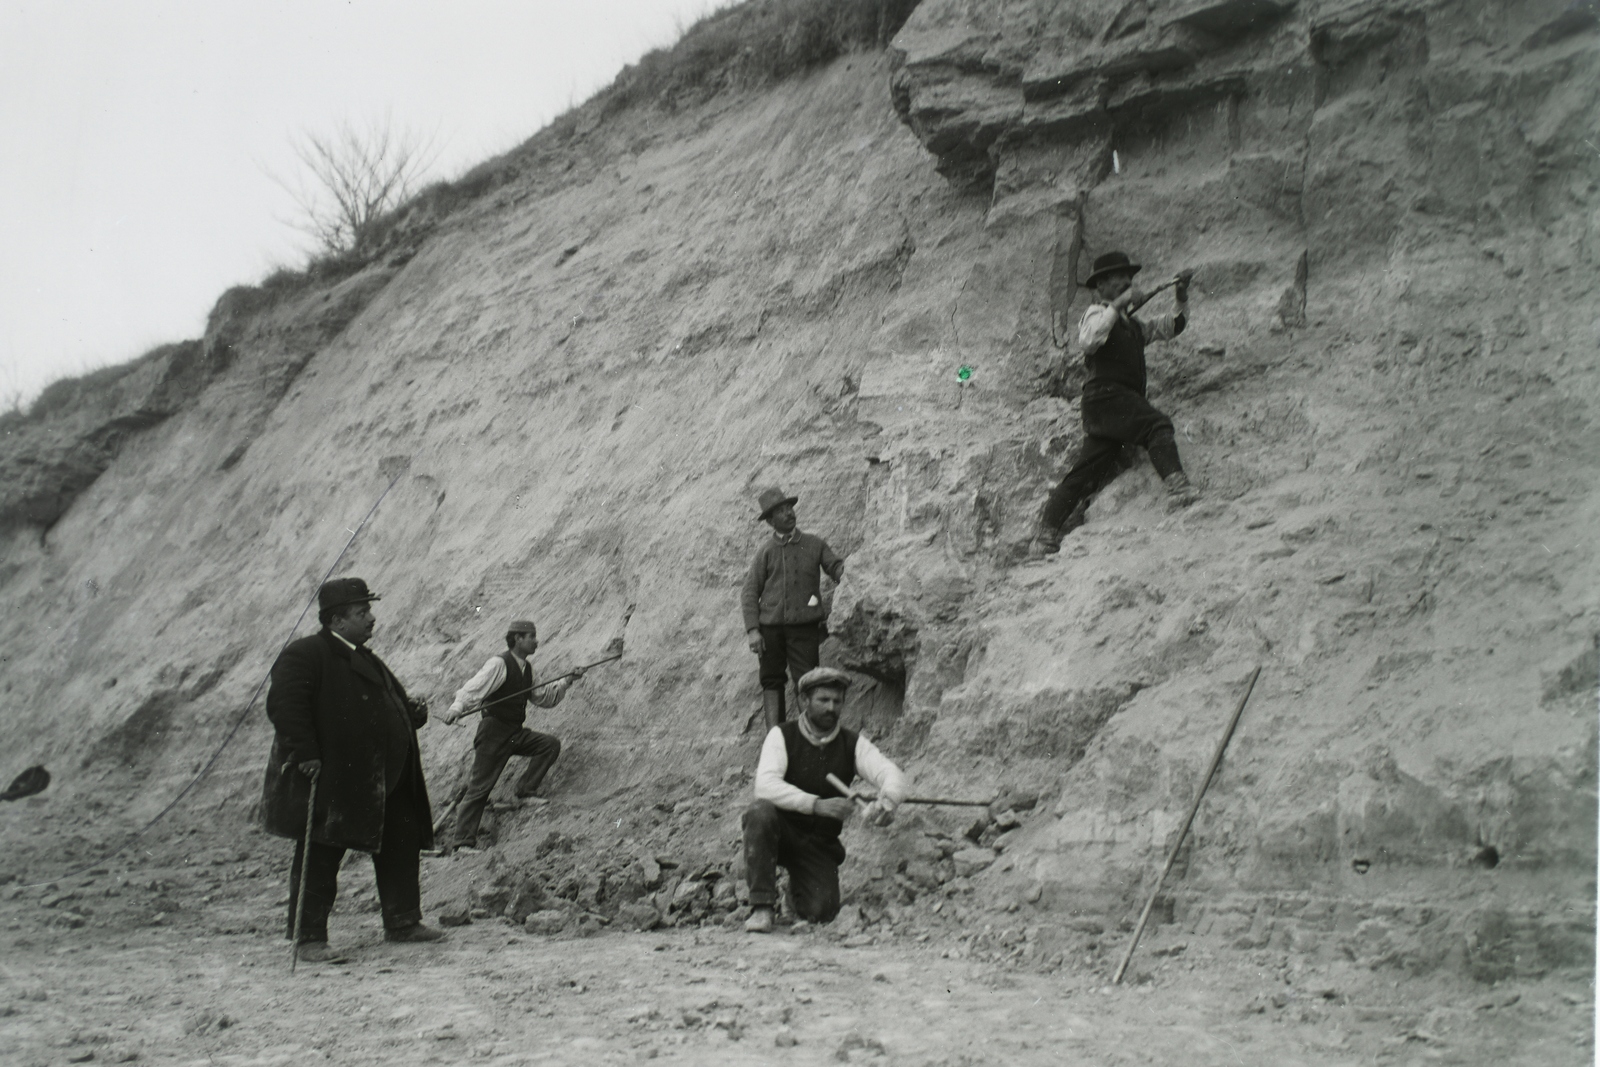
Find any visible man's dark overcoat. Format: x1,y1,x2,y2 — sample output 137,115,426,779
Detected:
260,630,433,852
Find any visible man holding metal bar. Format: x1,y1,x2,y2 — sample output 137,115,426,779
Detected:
1032,250,1201,557
741,667,906,933
441,619,584,853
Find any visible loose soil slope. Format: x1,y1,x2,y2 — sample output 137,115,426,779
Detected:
0,0,1595,986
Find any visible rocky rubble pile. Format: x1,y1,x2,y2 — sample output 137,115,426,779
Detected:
422,778,1050,957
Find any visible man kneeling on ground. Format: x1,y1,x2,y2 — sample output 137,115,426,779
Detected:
742,667,907,932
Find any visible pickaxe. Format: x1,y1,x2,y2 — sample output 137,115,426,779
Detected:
826,773,991,808
1124,269,1194,316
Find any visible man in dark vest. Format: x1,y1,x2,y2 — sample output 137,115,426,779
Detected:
741,667,906,933
261,578,443,963
441,619,584,852
1032,251,1201,557
742,487,846,732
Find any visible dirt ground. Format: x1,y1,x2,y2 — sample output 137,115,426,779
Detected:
2,806,1592,1067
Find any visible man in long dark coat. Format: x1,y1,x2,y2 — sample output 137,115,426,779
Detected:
261,577,443,962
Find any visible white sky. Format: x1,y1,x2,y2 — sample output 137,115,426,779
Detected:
0,0,720,407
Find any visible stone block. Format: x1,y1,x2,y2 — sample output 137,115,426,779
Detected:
524,909,569,936
951,847,997,877
1168,0,1296,40
617,902,662,931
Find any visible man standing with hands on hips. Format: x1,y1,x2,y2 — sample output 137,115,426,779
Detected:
741,487,845,732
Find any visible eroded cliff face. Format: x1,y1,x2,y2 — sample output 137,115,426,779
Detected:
871,0,1599,966
0,1,1595,976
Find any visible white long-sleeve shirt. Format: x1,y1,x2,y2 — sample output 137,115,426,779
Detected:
448,653,569,717
754,725,908,814
1077,298,1186,353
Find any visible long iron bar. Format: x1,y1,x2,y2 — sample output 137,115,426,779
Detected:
1112,665,1261,985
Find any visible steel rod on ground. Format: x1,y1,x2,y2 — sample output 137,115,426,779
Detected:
1111,665,1261,985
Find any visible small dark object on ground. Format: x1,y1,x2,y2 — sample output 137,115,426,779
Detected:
1,766,50,801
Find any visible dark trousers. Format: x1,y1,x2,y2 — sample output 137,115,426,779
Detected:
285,763,423,942
757,623,824,714
452,717,561,847
742,800,845,923
1042,385,1184,529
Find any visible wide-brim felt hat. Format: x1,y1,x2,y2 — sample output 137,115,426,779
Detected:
1082,251,1142,288
319,577,380,612
756,486,799,521
798,666,853,694
506,619,539,636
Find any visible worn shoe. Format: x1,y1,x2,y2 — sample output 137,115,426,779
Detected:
294,942,348,964
452,844,482,857
385,923,447,944
743,907,775,934
1163,471,1200,510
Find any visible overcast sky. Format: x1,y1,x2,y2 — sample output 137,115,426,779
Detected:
0,0,719,407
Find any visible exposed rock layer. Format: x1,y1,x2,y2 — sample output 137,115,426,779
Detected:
0,1,1595,976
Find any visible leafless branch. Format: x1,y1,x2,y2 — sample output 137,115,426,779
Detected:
273,117,437,257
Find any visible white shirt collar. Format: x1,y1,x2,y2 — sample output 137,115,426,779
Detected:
329,629,358,651
509,650,528,670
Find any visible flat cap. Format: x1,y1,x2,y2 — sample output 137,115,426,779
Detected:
797,666,852,694
506,620,539,635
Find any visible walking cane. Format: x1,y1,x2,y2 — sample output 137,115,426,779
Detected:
1112,666,1260,985
290,769,319,973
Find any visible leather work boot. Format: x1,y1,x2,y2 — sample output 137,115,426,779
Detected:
1163,471,1201,510
386,923,447,944
744,906,775,934
761,690,784,732
294,942,348,964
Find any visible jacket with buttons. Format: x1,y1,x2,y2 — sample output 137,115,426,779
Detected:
260,629,433,852
741,530,845,631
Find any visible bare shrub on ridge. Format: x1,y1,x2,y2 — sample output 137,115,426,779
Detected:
275,117,437,257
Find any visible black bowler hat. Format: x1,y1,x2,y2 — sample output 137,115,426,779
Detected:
756,486,799,521
318,577,381,613
1081,251,1143,288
